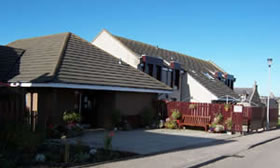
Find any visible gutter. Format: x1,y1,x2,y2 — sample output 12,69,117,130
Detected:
0,82,10,87
9,82,172,94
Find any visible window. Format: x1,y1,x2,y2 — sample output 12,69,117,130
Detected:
156,65,161,81
148,64,153,76
142,63,146,72
174,69,180,89
170,70,174,87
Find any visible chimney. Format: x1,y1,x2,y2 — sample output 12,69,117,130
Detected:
253,81,257,90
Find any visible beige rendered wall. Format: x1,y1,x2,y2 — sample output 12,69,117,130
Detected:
92,30,140,68
187,73,218,103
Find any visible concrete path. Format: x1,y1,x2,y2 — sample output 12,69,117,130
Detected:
69,129,238,155
89,129,280,168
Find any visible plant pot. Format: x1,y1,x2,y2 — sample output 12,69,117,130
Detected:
226,131,232,135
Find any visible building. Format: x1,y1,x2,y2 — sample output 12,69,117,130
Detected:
234,82,263,107
260,93,279,109
0,32,171,129
93,29,238,103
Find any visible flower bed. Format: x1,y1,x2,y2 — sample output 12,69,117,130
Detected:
1,141,137,168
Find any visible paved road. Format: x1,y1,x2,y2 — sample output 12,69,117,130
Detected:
91,129,280,168
202,138,280,168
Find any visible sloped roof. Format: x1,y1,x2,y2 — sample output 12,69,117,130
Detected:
0,45,25,82
3,33,171,92
234,88,253,100
235,86,263,106
112,35,238,98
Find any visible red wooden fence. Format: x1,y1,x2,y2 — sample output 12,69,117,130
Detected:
166,101,278,133
243,107,278,131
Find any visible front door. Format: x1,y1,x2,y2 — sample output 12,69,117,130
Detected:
81,93,98,128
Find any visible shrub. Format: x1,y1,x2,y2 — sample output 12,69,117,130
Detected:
224,104,231,111
212,113,223,125
72,152,90,163
63,110,81,123
171,109,181,120
104,131,114,151
164,120,177,129
210,113,228,133
0,122,45,153
225,117,233,131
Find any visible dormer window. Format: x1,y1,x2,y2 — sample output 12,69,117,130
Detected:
139,55,183,91
174,69,180,89
139,55,164,81
148,64,153,76
215,71,235,89
170,61,181,90
156,65,161,81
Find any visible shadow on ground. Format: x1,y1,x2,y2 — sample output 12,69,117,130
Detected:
69,129,236,156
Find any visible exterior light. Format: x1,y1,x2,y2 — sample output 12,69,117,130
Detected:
266,58,272,130
267,58,272,67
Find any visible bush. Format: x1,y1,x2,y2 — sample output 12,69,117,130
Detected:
0,122,46,167
225,117,233,131
104,131,114,151
164,120,177,129
211,113,223,126
171,109,181,120
0,122,45,153
63,110,81,123
210,113,225,133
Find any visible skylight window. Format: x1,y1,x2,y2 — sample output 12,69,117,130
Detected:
203,72,215,80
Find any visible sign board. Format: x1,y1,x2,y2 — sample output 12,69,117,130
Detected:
234,105,243,113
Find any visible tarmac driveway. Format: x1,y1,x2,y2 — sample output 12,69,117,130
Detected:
69,129,238,155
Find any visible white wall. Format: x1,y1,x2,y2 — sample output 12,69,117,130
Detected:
92,30,140,68
187,74,218,103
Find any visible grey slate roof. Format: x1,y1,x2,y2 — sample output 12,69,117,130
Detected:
0,45,25,82
234,88,253,101
234,87,263,106
113,35,238,98
3,33,171,92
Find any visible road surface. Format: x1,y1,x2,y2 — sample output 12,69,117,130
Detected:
202,138,280,168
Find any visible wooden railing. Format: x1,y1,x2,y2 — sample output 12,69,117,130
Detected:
166,101,278,133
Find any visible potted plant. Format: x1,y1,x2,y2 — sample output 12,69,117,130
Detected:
63,110,81,124
171,109,181,125
189,104,197,110
224,104,230,112
210,113,224,133
225,117,233,134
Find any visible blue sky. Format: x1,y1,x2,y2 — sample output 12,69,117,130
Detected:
1,0,279,96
